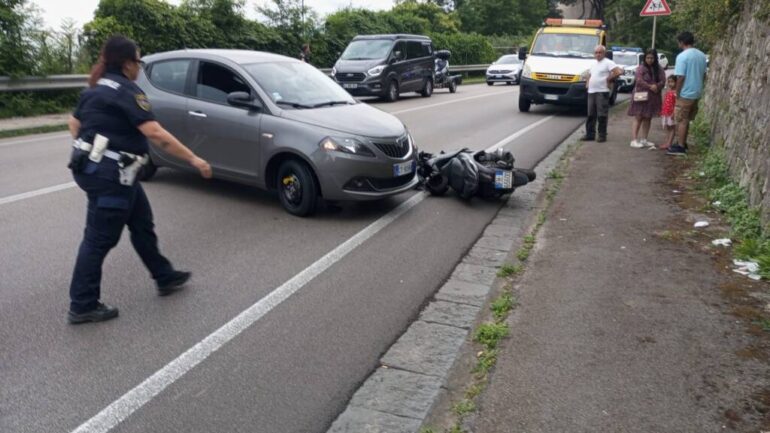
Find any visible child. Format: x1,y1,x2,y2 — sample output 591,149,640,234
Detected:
660,75,677,150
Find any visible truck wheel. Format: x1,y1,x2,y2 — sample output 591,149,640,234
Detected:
518,95,531,112
277,160,318,217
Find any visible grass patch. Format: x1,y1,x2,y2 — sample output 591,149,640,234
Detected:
0,124,68,140
474,349,498,375
754,318,770,332
474,322,509,350
516,234,536,261
452,398,476,417
490,292,516,321
0,90,79,119
496,263,521,278
690,114,770,279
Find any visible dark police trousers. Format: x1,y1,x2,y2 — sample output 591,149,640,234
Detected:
69,162,173,313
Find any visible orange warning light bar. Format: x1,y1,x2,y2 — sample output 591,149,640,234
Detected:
545,18,604,28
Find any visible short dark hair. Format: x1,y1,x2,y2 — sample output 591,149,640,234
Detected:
677,32,695,46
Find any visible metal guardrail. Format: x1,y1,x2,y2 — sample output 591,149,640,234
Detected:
1,65,491,92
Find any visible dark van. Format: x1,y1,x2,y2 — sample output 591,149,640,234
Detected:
333,34,435,102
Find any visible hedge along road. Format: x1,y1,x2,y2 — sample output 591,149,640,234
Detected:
0,83,585,433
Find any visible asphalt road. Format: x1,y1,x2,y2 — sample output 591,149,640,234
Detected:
0,84,587,433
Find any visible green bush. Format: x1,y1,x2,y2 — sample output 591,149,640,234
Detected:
0,90,80,118
430,32,498,65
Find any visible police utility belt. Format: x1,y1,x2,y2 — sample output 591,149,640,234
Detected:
69,134,148,186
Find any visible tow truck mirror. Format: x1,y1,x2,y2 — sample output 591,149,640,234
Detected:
606,50,613,60
518,47,528,61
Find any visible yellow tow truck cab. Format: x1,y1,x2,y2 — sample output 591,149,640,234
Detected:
518,19,617,112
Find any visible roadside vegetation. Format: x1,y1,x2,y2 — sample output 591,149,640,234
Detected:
689,115,770,279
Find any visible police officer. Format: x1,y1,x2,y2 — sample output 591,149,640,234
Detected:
66,36,212,324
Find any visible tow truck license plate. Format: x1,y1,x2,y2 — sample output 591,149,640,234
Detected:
393,161,414,177
544,94,558,101
495,170,513,189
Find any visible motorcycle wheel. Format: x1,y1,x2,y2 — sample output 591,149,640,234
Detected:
449,80,457,93
425,175,449,196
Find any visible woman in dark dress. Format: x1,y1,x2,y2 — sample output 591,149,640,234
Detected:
628,48,666,148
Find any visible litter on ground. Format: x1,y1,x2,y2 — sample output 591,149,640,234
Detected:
694,221,710,228
733,259,762,280
712,238,732,247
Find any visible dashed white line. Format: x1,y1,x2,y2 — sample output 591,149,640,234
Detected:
391,89,516,115
69,191,428,433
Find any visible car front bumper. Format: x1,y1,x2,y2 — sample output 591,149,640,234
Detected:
519,77,587,105
335,78,387,97
618,75,635,90
486,71,520,82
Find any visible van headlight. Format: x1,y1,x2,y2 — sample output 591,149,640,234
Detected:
320,137,375,157
521,64,532,79
368,65,385,77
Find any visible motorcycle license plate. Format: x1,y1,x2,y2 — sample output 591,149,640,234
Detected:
494,170,513,189
393,161,414,177
343,83,358,89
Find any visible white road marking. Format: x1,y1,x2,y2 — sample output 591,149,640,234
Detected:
0,182,76,206
0,132,69,148
69,191,428,433
484,115,556,153
391,89,516,115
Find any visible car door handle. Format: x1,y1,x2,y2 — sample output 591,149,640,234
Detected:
188,111,207,118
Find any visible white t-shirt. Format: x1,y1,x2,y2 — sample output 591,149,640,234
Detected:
587,58,618,94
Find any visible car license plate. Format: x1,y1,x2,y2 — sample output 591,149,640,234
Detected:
495,75,502,79
343,83,358,89
494,170,513,189
393,161,414,177
544,94,558,101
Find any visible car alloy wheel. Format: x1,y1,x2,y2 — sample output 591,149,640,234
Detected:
386,81,399,102
277,159,318,216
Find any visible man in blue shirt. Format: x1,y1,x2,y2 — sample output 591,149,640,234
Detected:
668,31,708,155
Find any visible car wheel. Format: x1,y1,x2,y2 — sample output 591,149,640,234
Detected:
449,80,457,93
139,157,158,181
507,81,513,85
385,81,399,102
518,94,531,112
420,79,433,97
487,81,493,86
277,159,318,217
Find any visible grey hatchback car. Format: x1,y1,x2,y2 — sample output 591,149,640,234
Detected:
137,49,418,216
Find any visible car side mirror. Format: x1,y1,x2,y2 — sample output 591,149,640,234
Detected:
518,47,528,61
227,91,262,111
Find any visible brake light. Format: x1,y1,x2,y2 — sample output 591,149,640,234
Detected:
545,18,604,28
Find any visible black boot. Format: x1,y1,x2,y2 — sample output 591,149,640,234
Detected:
157,271,192,296
68,302,119,324
597,116,608,142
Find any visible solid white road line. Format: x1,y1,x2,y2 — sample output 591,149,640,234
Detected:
0,132,69,148
391,89,516,115
69,191,428,433
0,182,76,206
484,115,556,153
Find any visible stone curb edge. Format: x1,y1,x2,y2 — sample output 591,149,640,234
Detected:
324,123,585,433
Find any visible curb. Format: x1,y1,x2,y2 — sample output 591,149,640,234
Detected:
325,123,584,433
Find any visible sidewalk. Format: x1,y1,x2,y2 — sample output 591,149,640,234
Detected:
474,108,770,431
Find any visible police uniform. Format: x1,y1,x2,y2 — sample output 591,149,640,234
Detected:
68,70,179,316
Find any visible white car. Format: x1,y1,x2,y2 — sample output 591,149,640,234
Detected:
658,52,669,69
613,51,642,92
486,54,523,85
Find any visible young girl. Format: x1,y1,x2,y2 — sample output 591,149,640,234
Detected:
660,76,677,150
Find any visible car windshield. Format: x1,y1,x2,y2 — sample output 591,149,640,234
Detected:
340,40,393,61
531,33,598,58
614,53,639,66
495,55,521,65
245,62,355,108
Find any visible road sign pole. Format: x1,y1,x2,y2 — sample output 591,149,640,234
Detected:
652,16,657,49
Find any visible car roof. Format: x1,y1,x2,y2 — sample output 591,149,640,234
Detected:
352,34,431,41
142,49,297,65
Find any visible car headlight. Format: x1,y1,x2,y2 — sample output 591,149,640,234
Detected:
624,69,635,76
331,66,337,76
521,64,532,79
320,137,375,157
368,65,385,77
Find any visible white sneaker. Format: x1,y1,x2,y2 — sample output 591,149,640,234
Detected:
630,140,644,148
642,139,656,148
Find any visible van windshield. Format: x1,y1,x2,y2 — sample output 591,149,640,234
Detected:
340,40,393,61
531,33,598,58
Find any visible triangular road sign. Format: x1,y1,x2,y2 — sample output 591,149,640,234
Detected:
640,0,672,16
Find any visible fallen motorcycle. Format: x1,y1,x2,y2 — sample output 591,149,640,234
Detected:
417,148,535,200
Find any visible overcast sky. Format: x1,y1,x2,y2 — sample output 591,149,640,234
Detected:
32,0,394,29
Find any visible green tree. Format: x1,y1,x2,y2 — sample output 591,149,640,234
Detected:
0,0,35,76
458,0,547,36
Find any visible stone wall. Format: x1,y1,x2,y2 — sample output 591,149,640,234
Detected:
702,1,770,225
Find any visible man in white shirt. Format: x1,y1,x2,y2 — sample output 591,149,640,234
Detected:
581,45,623,142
